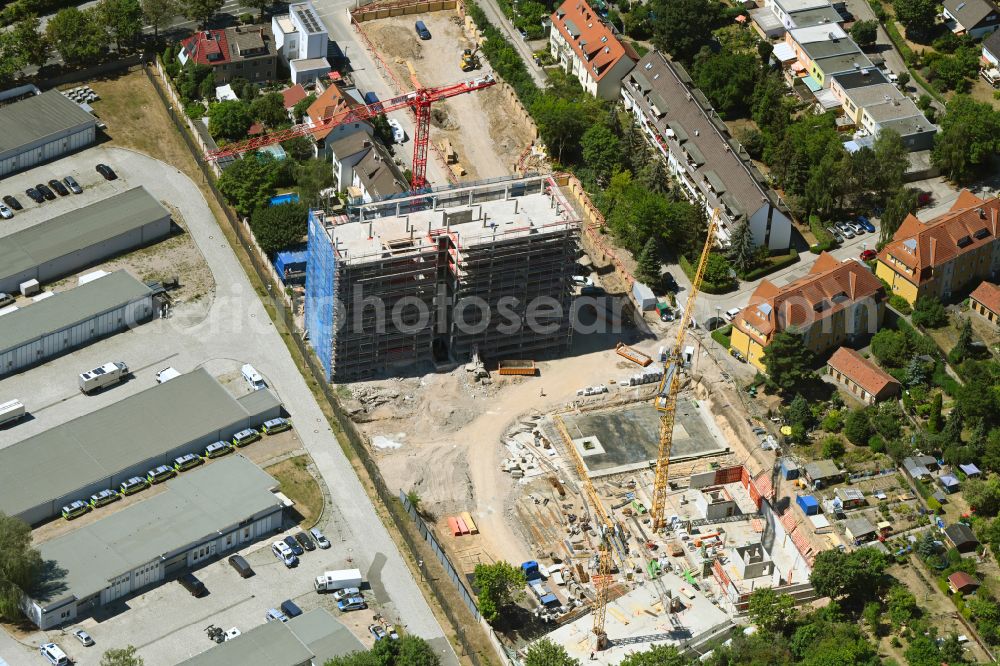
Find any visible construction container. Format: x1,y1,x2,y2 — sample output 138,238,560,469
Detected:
779,457,800,480
631,281,656,311
615,342,652,367
796,494,820,516
498,359,536,376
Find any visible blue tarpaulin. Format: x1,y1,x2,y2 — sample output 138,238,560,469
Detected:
274,249,307,284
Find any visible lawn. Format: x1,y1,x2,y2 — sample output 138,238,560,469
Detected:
267,455,325,528
711,324,733,349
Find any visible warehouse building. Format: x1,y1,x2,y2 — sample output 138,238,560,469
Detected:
0,89,97,177
0,186,171,294
0,271,155,377
22,456,284,629
0,368,281,525
179,608,365,666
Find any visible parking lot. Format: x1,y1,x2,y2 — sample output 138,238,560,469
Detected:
0,145,458,665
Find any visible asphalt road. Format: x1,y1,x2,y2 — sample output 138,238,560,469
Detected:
473,0,548,87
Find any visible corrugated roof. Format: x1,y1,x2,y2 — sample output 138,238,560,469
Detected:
0,271,152,354
551,0,633,82
970,281,1000,315
33,456,280,606
0,186,171,287
0,91,95,156
0,368,268,520
827,347,900,397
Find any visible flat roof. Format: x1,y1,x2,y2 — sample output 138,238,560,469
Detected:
788,6,845,26
775,0,832,13
34,456,280,606
0,368,262,519
0,186,171,287
814,52,874,76
0,270,151,353
0,90,95,156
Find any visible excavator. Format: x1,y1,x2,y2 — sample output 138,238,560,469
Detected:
461,47,481,72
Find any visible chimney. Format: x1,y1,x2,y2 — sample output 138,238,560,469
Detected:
978,207,986,219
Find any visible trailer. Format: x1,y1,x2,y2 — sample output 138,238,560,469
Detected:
314,568,363,592
615,342,652,367
497,359,536,376
0,399,26,427
78,361,128,394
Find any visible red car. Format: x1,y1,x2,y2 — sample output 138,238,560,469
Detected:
860,249,877,261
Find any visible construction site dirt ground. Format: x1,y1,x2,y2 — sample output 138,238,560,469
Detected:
360,12,534,181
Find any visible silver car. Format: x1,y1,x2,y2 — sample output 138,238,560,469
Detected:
310,527,331,549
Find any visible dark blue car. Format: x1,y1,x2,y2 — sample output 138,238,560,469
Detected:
363,91,383,113
856,216,876,233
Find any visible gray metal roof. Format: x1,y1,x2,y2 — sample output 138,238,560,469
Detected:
34,456,280,606
0,90,95,156
0,270,152,353
289,608,366,663
0,368,260,519
0,186,171,287
803,459,841,479
844,516,876,536
236,388,282,414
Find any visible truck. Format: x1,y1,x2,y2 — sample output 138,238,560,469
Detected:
314,568,363,593
0,399,26,427
79,361,128,394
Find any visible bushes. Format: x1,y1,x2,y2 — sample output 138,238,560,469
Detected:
466,1,539,108
711,324,733,349
888,294,912,314
809,215,836,253
742,249,799,281
679,254,735,294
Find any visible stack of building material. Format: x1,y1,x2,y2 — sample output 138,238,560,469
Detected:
447,513,479,536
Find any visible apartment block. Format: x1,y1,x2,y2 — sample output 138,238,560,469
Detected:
621,51,792,251
730,252,886,371
549,0,639,99
876,190,1000,304
304,176,579,381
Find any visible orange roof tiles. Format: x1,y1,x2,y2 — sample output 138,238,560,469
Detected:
736,252,885,343
551,0,635,82
282,84,307,110
971,281,1000,315
878,191,1000,281
827,347,900,398
307,83,361,141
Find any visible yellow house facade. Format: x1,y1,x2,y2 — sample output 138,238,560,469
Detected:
730,253,886,372
876,191,1000,306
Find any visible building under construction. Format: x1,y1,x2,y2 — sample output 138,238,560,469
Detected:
305,176,580,381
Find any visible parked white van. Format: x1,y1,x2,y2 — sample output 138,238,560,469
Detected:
40,642,70,665
241,364,265,391
0,399,25,427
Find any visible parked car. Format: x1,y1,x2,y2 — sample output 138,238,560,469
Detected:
89,488,121,508
283,535,304,556
332,587,361,602
310,527,331,549
232,428,261,447
272,540,298,567
385,625,400,640
0,292,14,308
36,183,56,200
25,187,44,203
363,91,382,113
856,215,876,233
119,476,149,496
262,417,291,434
146,464,176,484
72,629,95,646
265,608,289,623
414,19,431,39
387,118,406,143
205,440,233,458
836,222,855,239
3,194,22,210
826,226,844,243
295,531,316,551
860,249,877,261
0,202,11,219
228,554,255,578
179,572,207,597
280,599,303,618
723,307,742,322
337,596,368,612
63,176,82,194
96,163,117,180
174,453,204,472
370,624,388,641
61,500,90,520
39,643,70,665
847,220,865,234
916,190,932,207
48,179,69,196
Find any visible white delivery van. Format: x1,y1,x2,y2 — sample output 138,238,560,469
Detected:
241,363,266,391
0,399,25,427
79,361,128,394
314,568,363,592
155,366,181,383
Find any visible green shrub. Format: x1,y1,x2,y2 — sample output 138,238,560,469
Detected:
711,324,733,349
888,294,912,314
742,249,799,281
926,496,942,513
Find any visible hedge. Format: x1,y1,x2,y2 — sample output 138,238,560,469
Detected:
711,324,733,349
742,248,799,281
466,1,541,108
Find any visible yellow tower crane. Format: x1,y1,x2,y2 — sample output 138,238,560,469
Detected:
650,208,719,531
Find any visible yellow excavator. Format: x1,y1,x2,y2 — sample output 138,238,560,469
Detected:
461,47,481,72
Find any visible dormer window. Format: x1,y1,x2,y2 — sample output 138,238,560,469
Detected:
957,235,972,248
601,36,608,42
644,62,652,70
973,228,990,240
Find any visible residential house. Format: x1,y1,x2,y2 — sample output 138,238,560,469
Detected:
943,0,1000,38
844,517,877,543
945,523,980,553
329,132,373,191
282,83,308,120
306,82,374,159
348,142,408,203
949,571,980,593
984,30,1000,66
875,190,1000,305
765,0,845,32
620,51,792,251
970,280,1000,324
826,347,902,404
272,1,332,84
802,459,843,488
179,25,278,85
832,75,936,150
835,487,866,509
902,454,937,480
785,24,867,88
730,252,886,371
549,0,639,100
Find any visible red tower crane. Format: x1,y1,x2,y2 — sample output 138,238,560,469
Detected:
204,74,497,190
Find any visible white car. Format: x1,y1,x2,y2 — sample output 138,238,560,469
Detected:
0,203,12,219
723,307,742,322
332,586,361,602
387,118,406,143
73,629,95,646
310,527,331,549
271,540,298,567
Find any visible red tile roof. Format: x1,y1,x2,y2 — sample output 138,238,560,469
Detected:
550,0,636,82
971,281,1000,315
307,83,360,140
827,347,900,398
281,84,307,110
181,30,231,66
878,191,1000,283
948,571,979,590
735,252,885,343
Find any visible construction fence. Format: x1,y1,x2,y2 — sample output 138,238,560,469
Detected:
352,0,458,21
142,61,505,666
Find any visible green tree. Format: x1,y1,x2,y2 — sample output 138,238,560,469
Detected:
843,408,872,446
850,20,878,49
141,0,178,39
250,201,306,256
761,330,817,395
885,584,917,628
395,635,441,666
97,0,142,50
208,100,253,142
870,329,908,367
293,159,334,205
949,317,975,364
879,187,920,245
635,237,661,287
531,95,589,163
786,394,812,430
821,409,843,432
932,95,1000,183
862,601,881,635
182,0,224,27
198,70,216,101
324,635,439,666
580,123,622,186
46,7,107,64
871,401,902,439
217,153,280,216
904,634,944,666
727,219,756,275
638,157,669,194
619,644,688,666
692,49,759,118
243,0,270,20
893,0,936,41
0,32,25,85
0,512,42,620
523,638,580,666
293,92,317,121
747,588,798,634
650,0,721,64
370,114,395,147
809,548,888,602
12,15,48,68
911,296,948,328
872,130,909,205
702,253,734,288
821,435,846,458
250,92,287,127
928,391,943,432
964,476,1000,516
473,561,526,623
100,646,144,666
898,71,911,89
